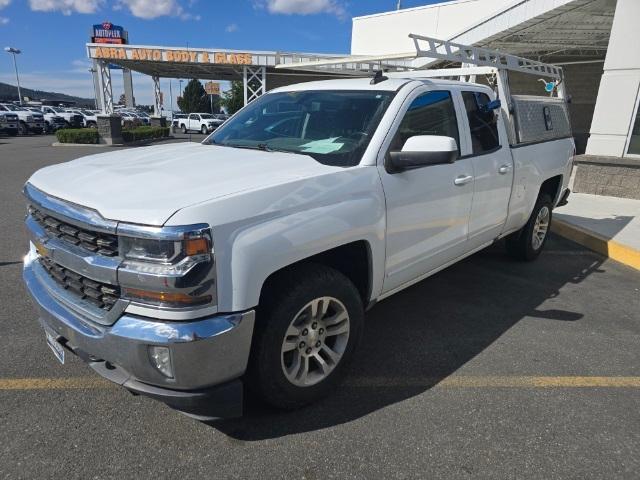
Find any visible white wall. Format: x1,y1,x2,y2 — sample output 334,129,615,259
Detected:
351,0,515,55
587,0,640,157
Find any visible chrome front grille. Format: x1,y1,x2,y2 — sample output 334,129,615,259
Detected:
39,256,120,311
29,206,118,257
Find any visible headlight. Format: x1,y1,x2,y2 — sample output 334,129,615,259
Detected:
120,237,182,263
118,224,216,310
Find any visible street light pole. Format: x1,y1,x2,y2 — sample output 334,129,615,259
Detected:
4,47,23,105
89,68,98,110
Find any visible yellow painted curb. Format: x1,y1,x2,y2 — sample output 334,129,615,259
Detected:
552,219,640,271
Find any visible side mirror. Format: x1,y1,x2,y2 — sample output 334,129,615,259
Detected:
386,135,458,173
480,99,501,113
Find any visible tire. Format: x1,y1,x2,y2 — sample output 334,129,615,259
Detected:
506,194,553,261
18,121,29,135
248,263,364,410
181,124,187,134
201,124,208,135
87,122,97,129
7,128,18,136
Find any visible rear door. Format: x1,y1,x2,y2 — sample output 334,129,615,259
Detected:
378,88,475,294
460,90,514,247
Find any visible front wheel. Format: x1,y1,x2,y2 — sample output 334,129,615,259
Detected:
18,121,29,135
506,194,553,261
248,264,364,410
181,124,187,134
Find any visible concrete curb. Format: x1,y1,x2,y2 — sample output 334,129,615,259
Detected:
552,219,640,271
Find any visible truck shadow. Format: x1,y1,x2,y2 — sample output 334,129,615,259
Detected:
210,235,602,440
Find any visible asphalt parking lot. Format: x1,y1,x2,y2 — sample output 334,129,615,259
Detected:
1,134,639,479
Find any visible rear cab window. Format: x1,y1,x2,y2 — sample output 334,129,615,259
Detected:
461,91,500,155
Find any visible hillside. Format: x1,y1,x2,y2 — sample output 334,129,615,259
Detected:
0,82,95,107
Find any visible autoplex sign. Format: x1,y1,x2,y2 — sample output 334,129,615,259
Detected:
92,22,125,44
90,46,253,65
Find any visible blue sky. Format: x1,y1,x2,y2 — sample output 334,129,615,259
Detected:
0,0,446,108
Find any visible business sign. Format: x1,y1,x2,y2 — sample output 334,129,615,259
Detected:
90,46,253,65
205,82,220,95
92,22,126,44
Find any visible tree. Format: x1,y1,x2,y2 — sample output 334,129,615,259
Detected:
220,81,244,115
177,79,209,113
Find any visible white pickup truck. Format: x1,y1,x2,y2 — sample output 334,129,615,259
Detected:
0,103,45,134
23,67,574,418
179,113,219,134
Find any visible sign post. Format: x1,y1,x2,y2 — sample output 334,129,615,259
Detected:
205,81,220,114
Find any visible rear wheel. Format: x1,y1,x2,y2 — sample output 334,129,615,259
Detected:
201,124,208,135
506,194,553,261
248,264,364,409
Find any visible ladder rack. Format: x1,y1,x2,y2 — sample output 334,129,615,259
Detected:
275,35,569,145
409,34,562,80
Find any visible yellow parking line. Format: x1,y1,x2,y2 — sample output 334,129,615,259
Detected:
346,376,640,388
0,377,113,390
2,376,640,391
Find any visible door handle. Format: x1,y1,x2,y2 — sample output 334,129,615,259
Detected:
454,175,474,186
498,164,512,174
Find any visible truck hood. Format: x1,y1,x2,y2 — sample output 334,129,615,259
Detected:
28,142,341,225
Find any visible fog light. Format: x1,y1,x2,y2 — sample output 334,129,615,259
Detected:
148,346,173,378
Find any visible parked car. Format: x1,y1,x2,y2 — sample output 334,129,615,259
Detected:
0,111,19,136
22,70,574,419
66,109,98,128
40,106,84,129
179,113,218,134
27,107,65,132
0,104,45,134
171,113,187,130
116,111,143,128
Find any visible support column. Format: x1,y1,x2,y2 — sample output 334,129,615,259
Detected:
96,61,114,115
586,0,640,159
243,66,266,106
123,68,135,108
152,75,162,117
151,75,166,127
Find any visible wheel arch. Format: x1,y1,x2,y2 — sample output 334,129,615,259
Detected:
259,240,374,309
539,174,563,206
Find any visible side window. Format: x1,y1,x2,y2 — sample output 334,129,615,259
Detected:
188,114,197,121
390,90,460,155
462,91,500,154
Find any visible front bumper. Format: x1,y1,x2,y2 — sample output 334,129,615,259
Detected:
23,252,255,418
27,122,45,132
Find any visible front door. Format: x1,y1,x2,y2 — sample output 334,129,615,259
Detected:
188,113,198,130
460,91,514,247
379,89,475,294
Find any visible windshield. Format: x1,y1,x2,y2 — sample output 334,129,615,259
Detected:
206,90,395,167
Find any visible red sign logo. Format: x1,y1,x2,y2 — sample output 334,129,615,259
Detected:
102,22,112,30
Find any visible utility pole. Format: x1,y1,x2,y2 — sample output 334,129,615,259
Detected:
4,47,23,105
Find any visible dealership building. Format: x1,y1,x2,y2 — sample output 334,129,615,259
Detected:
89,0,638,197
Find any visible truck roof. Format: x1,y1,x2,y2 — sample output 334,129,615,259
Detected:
272,76,486,93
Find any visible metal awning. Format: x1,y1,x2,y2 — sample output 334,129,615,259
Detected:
449,0,616,62
86,43,415,115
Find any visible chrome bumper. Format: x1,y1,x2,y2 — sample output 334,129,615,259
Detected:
23,253,255,393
